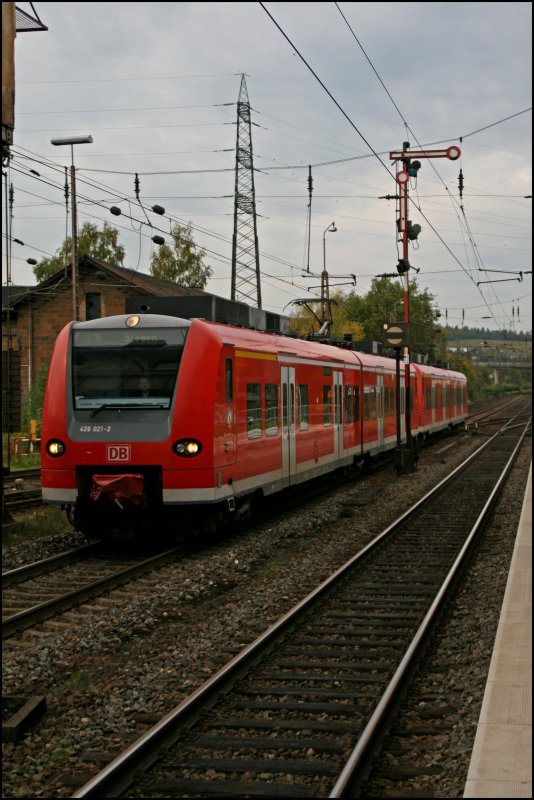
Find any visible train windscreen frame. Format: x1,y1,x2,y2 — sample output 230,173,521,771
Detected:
72,327,189,411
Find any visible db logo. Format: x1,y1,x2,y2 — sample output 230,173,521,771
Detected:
107,444,131,462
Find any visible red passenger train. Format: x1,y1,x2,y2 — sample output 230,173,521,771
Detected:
41,313,468,538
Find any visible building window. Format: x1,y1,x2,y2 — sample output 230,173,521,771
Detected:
85,293,101,321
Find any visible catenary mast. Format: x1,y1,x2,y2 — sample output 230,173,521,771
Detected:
231,74,262,308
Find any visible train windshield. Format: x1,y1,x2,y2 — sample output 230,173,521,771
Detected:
72,327,189,411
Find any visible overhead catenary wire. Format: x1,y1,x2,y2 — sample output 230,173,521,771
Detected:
6,26,528,332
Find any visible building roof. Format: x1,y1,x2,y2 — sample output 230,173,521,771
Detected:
2,255,209,310
2,285,34,309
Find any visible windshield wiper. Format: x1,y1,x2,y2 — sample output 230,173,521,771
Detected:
89,403,167,417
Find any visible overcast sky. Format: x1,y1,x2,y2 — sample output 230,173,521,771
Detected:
5,1,532,333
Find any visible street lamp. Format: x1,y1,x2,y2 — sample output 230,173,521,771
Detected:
51,135,93,320
321,222,337,328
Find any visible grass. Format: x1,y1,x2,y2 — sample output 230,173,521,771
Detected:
3,505,71,545
4,453,41,470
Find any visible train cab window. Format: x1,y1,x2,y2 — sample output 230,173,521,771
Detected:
323,385,332,426
247,383,262,439
225,358,233,402
298,385,309,430
265,384,279,436
72,326,188,411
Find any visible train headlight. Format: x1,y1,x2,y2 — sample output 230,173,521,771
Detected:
173,438,202,457
46,439,66,458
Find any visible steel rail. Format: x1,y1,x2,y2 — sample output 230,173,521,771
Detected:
330,415,531,797
2,542,102,588
72,411,530,799
2,545,186,640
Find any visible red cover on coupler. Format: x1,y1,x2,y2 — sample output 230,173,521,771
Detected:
90,474,144,508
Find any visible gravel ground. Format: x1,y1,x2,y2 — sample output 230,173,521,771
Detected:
2,429,531,798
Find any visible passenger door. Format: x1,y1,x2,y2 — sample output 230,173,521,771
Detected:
333,371,343,461
281,366,296,487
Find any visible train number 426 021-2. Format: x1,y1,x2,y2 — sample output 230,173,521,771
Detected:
79,425,112,433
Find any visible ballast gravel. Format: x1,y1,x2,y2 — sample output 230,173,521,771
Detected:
2,429,531,798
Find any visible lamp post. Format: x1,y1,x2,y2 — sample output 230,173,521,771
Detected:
321,221,337,328
51,135,93,321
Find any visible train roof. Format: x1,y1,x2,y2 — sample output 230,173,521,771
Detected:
196,319,409,372
71,314,466,381
413,362,467,381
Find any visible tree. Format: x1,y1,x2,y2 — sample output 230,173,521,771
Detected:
21,360,50,435
344,277,440,355
33,222,125,282
289,291,365,341
149,221,213,289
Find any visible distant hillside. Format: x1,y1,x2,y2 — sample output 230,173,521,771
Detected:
444,326,531,342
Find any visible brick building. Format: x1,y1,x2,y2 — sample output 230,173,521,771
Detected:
2,255,207,430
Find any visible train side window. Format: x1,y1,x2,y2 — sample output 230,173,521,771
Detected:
246,383,262,439
377,385,383,419
353,386,360,422
225,358,233,402
323,385,332,426
344,386,352,424
265,383,279,436
298,384,309,430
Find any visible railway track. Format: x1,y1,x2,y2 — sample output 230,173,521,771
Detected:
3,468,42,512
71,404,530,798
2,545,189,640
1,396,523,518
464,392,529,429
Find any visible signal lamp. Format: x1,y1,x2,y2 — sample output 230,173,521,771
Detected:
173,439,202,457
407,223,422,241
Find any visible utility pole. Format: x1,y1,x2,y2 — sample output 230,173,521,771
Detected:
231,74,262,308
389,141,461,471
51,135,93,320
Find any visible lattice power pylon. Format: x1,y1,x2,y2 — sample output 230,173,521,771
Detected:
231,74,262,308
